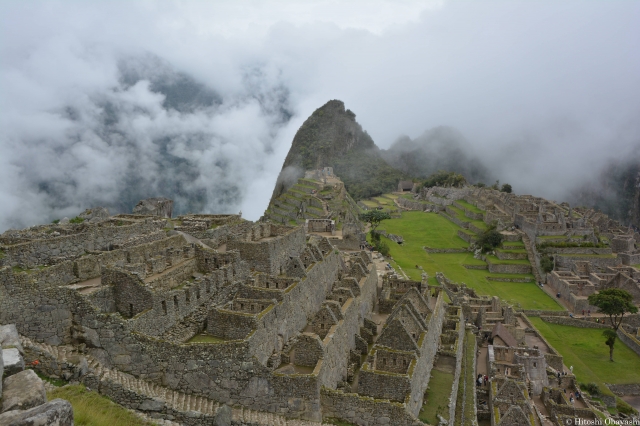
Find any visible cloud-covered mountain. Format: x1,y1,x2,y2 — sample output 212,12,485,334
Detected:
380,126,492,184
0,53,294,230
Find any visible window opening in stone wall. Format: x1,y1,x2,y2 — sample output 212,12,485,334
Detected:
196,287,200,299
174,296,178,309
162,301,167,315
186,290,190,304
533,362,536,367
206,282,211,293
129,304,133,318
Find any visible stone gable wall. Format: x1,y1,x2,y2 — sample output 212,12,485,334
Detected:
228,227,306,275
318,263,377,389
406,291,445,415
320,387,422,426
246,252,341,365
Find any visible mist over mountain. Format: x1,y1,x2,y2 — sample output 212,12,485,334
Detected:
0,52,294,231
568,157,640,227
380,126,492,184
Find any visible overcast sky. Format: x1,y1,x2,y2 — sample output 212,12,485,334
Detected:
1,0,639,230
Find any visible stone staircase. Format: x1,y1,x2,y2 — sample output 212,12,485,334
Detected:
517,230,544,284
21,336,328,426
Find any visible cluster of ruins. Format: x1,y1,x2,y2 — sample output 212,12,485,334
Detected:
399,185,640,315
0,193,455,426
2,169,640,426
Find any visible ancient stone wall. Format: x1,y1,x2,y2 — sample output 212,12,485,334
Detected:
555,255,621,269
487,262,531,274
617,327,640,357
144,259,198,291
619,252,640,265
228,226,306,275
318,264,377,388
320,387,422,426
2,221,164,267
357,365,411,402
543,247,613,255
246,252,341,365
406,290,446,415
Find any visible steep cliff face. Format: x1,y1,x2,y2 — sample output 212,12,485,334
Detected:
270,100,406,201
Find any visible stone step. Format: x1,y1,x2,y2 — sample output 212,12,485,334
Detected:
20,335,329,425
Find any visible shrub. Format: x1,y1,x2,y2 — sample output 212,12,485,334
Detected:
369,231,390,256
69,216,85,224
500,183,512,193
540,256,554,273
421,170,467,189
51,219,60,224
582,382,600,396
617,398,637,415
476,224,503,253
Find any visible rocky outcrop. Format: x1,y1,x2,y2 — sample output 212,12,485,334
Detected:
0,399,73,426
2,348,24,377
1,369,47,413
270,100,406,201
133,197,173,218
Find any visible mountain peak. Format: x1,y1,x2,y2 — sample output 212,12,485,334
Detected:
269,100,405,202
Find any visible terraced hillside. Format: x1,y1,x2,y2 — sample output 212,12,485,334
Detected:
369,194,562,311
263,176,361,228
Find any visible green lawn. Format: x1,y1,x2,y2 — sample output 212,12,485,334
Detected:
502,241,524,247
48,385,152,426
528,318,640,394
378,212,563,311
419,369,455,424
379,211,469,250
373,196,394,206
455,200,485,214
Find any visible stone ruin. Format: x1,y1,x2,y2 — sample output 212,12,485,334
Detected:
0,197,465,426
133,197,174,218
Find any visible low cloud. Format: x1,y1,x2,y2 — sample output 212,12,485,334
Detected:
0,1,638,230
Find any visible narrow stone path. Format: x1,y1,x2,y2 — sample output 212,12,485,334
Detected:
22,336,329,426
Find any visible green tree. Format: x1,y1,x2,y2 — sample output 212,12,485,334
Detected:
540,255,554,273
359,210,391,232
421,170,467,189
476,223,504,253
500,183,512,193
588,288,638,361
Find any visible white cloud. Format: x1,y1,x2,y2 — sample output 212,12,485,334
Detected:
0,0,639,230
